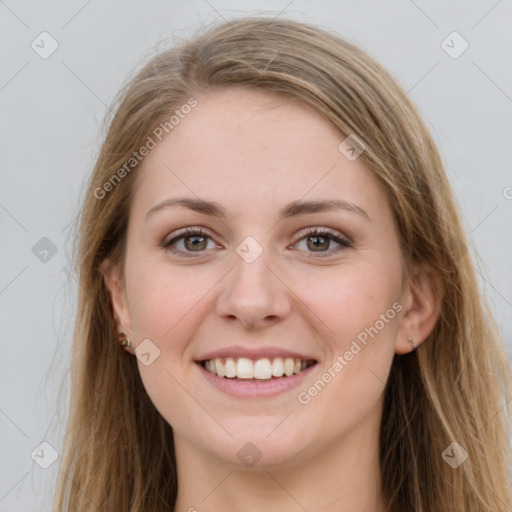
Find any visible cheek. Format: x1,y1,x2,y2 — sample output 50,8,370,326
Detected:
125,257,211,342
126,260,213,429
292,262,401,419
295,262,402,348
293,267,400,437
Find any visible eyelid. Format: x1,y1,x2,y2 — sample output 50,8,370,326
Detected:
293,226,352,244
290,227,352,258
161,226,221,256
162,226,215,245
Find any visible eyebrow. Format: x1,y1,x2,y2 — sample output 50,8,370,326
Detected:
145,197,371,222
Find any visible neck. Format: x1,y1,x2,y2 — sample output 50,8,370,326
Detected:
173,411,385,512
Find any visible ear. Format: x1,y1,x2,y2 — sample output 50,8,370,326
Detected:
100,259,133,338
395,263,443,354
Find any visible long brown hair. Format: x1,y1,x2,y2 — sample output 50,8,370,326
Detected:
53,17,512,511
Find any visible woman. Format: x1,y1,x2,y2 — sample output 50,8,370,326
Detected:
53,17,512,511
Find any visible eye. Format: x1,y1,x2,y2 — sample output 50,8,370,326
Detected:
162,226,352,258
293,228,352,257
162,227,220,257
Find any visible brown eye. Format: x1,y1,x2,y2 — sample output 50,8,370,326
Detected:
162,228,219,256
183,234,208,251
294,228,352,257
306,235,331,252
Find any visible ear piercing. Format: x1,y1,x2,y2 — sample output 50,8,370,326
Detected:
408,336,416,349
118,332,132,348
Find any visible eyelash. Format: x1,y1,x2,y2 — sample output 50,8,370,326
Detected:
161,227,352,259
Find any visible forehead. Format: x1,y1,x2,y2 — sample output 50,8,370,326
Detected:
131,87,388,219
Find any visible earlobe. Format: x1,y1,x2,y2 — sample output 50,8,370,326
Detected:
100,259,132,336
395,263,443,355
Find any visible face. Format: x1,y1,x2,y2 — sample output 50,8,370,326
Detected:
105,87,416,470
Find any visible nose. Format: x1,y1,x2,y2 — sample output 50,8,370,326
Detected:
215,246,291,330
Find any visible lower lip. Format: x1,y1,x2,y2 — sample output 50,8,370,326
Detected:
197,363,317,398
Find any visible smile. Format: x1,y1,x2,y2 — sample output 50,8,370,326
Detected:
202,357,317,380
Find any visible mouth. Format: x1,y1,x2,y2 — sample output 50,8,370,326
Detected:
200,357,317,381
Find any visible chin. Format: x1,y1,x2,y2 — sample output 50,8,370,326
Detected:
204,415,318,469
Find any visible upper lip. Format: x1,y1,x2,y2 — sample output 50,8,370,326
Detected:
196,345,318,362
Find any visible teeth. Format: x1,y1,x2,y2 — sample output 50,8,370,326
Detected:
237,357,254,379
225,357,237,378
203,357,313,379
253,358,272,379
215,358,226,377
272,358,284,377
284,357,295,377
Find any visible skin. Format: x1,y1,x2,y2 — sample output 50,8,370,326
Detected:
103,87,440,512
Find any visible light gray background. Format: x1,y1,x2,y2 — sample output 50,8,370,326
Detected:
1,1,511,510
